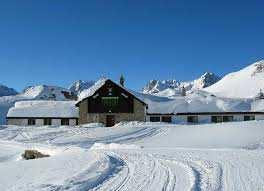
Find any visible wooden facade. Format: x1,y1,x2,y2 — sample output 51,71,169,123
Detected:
87,80,135,113
76,79,147,126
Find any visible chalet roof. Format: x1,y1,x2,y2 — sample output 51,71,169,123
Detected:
78,78,107,102
7,101,79,118
76,78,147,106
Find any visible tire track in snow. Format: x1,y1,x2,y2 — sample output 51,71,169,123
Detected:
33,153,126,191
93,151,192,191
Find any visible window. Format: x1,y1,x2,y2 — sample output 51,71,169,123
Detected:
211,116,223,123
28,118,36,126
44,118,52,125
101,97,119,108
150,116,160,122
61,119,69,125
223,116,233,122
162,116,172,123
187,116,198,123
244,115,255,121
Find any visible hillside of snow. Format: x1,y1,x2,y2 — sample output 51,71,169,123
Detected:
205,60,264,98
0,84,17,97
22,85,71,100
143,72,221,97
0,121,264,190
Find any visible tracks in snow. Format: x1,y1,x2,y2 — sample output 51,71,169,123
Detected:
92,150,223,191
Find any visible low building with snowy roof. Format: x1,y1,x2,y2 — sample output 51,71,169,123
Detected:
140,90,264,123
7,101,78,126
76,78,148,126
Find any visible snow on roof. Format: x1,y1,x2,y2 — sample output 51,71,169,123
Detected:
77,78,107,102
251,99,264,112
77,78,147,105
7,101,79,118
138,90,254,114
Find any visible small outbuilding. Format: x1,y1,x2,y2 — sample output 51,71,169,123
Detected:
76,78,148,126
7,101,78,126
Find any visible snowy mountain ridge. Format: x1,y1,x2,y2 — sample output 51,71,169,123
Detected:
69,80,95,95
0,84,18,97
205,60,264,98
142,72,221,97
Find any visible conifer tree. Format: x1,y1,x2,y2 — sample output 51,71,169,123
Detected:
181,86,186,96
120,74,125,87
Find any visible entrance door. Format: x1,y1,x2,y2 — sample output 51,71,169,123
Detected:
106,115,115,127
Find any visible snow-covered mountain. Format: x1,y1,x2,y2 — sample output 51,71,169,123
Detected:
204,60,264,98
22,85,72,100
142,72,221,97
0,84,17,97
69,80,95,95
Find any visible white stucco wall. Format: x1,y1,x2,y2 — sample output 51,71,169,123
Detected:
35,119,43,126
173,116,186,123
256,115,264,120
69,119,77,126
7,118,28,126
233,115,243,121
7,118,78,126
51,119,61,126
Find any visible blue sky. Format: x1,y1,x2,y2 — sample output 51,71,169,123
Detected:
0,0,263,91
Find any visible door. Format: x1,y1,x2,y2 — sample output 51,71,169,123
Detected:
106,115,115,127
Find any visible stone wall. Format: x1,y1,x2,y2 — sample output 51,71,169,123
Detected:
78,99,88,124
79,98,146,125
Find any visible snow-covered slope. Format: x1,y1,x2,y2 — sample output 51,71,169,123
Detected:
0,84,17,97
22,85,71,100
205,60,264,98
69,80,95,95
143,72,221,97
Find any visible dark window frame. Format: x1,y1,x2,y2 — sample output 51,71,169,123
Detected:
28,118,36,126
161,116,172,123
44,118,52,125
150,116,160,122
223,116,234,122
187,116,198,123
61,118,69,126
211,116,223,123
244,115,255,121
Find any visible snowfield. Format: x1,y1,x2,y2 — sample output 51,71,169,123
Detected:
0,121,264,191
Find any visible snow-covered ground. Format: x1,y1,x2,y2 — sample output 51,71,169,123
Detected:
0,121,264,191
